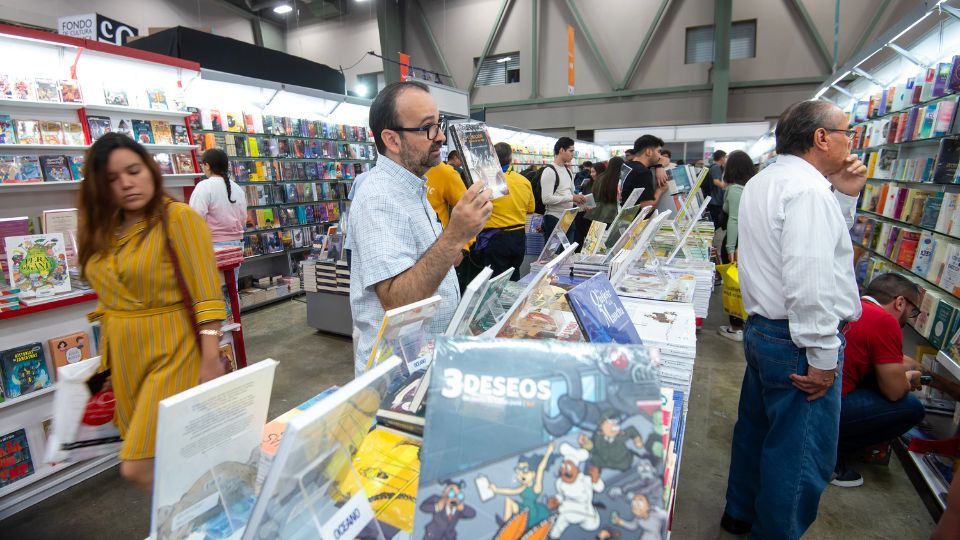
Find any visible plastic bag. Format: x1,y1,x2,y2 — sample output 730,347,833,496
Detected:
717,263,747,320
44,356,122,464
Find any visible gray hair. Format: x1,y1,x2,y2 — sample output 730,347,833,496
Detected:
774,100,838,156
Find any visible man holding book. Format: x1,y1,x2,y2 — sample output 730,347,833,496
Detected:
348,81,492,376
721,100,867,539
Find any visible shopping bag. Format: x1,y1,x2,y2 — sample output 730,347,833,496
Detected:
44,357,122,464
717,263,747,320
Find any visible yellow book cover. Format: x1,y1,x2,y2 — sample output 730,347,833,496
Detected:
150,120,173,145
581,221,607,255
352,426,421,532
866,151,879,178
248,137,260,158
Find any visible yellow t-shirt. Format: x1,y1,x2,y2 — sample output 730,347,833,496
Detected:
486,169,535,229
425,162,466,228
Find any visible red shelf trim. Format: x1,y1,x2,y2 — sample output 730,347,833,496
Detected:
0,292,98,322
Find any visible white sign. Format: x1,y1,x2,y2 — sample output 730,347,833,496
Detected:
58,13,139,45
320,490,375,540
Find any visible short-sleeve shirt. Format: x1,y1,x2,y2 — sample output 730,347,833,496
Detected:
841,298,904,396
348,155,460,376
620,161,654,206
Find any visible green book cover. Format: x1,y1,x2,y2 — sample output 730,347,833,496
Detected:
929,300,956,349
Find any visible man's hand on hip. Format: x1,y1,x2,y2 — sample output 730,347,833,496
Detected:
447,180,492,245
790,366,837,401
827,154,867,197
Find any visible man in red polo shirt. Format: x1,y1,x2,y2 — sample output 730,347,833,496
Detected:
832,273,925,488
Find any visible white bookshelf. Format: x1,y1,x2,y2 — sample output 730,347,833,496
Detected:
0,144,88,152
83,104,189,119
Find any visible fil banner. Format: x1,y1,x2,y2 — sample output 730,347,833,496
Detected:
567,25,575,95
58,13,139,45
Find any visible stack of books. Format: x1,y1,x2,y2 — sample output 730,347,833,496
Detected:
335,260,350,293
0,286,19,312
664,259,716,318
621,297,698,407
301,259,339,293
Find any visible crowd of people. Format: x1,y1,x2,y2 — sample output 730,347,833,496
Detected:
72,79,959,538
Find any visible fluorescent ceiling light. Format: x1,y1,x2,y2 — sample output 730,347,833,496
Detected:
814,87,828,99
273,4,293,14
496,57,512,63
888,11,930,43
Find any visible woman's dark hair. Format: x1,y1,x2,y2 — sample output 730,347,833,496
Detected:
201,148,235,203
722,150,755,186
592,162,606,176
78,133,164,272
593,156,624,205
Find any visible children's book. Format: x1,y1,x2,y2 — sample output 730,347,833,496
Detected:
14,156,43,182
448,121,510,199
57,79,83,103
152,360,277,540
34,78,59,102
39,120,64,145
0,75,12,99
15,120,41,144
67,155,84,181
171,124,189,145
0,428,34,488
567,273,644,344
86,115,112,141
154,153,174,175
47,331,91,373
0,342,52,397
39,155,72,182
103,86,129,106
415,338,666,540
0,115,15,144
367,295,442,375
242,357,403,540
62,122,84,145
112,118,133,137
352,424,422,532
4,233,71,297
146,88,168,110
12,76,35,100
582,220,608,255
150,120,173,145
172,153,194,174
132,120,155,144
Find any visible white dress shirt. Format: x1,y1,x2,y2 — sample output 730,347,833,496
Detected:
738,154,862,370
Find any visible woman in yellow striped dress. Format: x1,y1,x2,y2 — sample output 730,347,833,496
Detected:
77,133,227,492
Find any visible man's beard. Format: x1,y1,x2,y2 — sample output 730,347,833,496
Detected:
400,142,442,177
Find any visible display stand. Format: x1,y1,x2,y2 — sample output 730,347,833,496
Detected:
305,291,353,337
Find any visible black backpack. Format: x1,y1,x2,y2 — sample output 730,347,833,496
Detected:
531,165,559,215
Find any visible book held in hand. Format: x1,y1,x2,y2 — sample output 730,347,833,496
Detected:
448,121,510,199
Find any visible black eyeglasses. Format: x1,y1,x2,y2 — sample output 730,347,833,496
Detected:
823,128,856,139
901,296,921,319
388,116,447,141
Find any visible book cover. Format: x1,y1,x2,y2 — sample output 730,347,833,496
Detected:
932,138,960,185
896,231,921,268
47,331,91,373
0,342,51,397
582,221,608,255
39,120,64,145
14,156,43,182
0,115,15,144
919,104,937,140
950,55,960,92
465,267,515,337
940,244,960,296
150,120,173,145
448,122,510,199
352,425,422,532
152,360,277,540
110,117,132,138
242,358,403,540
132,120,154,144
4,233,71,297
933,62,951,98
57,79,82,103
933,98,957,138
903,107,920,142
12,76,35,100
146,88,168,110
921,193,943,230
62,122,84,145
225,111,244,133
261,231,282,253
15,120,40,144
68,155,84,181
929,302,956,350
0,75,12,98
567,273,644,344
34,78,59,102
172,153,194,174
39,155,72,182
103,86,129,106
154,153,174,175
171,124,189,145
920,67,937,103
416,338,665,540
446,267,494,336
0,428,34,488
86,115,112,141
368,295,442,374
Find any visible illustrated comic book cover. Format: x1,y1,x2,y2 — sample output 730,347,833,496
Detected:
416,338,666,540
0,342,52,398
4,233,71,297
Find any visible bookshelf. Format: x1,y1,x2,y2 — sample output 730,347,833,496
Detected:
859,209,960,243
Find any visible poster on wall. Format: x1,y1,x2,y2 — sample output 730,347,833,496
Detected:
567,25,575,95
58,13,139,45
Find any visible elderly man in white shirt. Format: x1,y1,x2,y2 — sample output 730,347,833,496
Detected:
720,100,867,539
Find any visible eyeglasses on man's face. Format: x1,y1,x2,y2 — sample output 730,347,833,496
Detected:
900,296,921,319
388,116,447,141
823,127,856,139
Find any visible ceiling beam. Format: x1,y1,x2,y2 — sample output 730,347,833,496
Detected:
620,0,673,91
851,0,891,59
412,0,457,88
469,0,513,95
784,0,834,72
563,0,616,91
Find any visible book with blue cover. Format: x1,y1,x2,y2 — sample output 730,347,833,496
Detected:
0,342,51,398
566,273,643,345
415,338,666,540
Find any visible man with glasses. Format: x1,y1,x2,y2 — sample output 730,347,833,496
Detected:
721,100,867,538
348,81,491,376
831,272,926,488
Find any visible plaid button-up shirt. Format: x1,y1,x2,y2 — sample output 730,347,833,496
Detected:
348,155,460,376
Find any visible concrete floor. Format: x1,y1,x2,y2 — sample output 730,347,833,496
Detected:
1,294,938,539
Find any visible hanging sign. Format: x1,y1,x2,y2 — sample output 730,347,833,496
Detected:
399,52,411,82
567,25,575,95
58,14,139,45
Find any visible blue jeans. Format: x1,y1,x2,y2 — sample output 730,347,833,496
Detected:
542,214,559,243
724,315,843,540
838,388,924,457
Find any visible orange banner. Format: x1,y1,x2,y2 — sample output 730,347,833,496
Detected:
567,25,575,95
399,52,410,82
